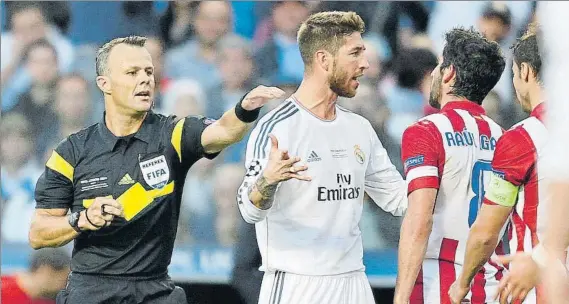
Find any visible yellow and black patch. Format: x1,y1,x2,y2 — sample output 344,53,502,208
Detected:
46,151,74,182
83,182,175,221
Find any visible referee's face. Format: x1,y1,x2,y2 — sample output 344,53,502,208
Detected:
107,44,155,114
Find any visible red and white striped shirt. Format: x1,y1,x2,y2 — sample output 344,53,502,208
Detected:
484,103,548,253
401,101,506,303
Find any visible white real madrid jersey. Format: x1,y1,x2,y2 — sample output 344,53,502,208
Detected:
237,96,407,276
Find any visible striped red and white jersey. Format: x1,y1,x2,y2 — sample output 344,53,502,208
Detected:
401,101,506,303
484,103,549,254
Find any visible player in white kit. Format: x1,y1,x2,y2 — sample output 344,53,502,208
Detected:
479,5,569,303
394,27,506,304
236,11,408,304
449,25,550,304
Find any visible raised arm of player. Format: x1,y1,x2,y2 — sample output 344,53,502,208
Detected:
200,86,285,154
451,130,530,303
363,121,407,216
237,108,311,224
394,121,443,304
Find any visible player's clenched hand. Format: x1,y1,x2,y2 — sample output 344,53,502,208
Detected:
241,85,286,110
262,134,311,185
492,253,539,304
80,197,124,230
448,281,471,304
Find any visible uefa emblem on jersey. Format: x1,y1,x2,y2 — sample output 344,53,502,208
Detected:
139,155,170,189
354,145,365,164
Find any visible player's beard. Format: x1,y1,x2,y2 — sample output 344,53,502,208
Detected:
329,58,356,98
428,70,443,109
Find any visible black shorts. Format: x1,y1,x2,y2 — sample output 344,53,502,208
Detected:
56,272,187,304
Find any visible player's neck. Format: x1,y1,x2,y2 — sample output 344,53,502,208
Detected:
16,272,41,299
104,102,147,137
293,77,338,120
439,94,469,109
529,86,545,111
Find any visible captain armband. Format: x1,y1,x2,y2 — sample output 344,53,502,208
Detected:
485,173,519,207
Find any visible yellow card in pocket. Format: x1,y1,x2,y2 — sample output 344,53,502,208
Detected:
116,183,152,221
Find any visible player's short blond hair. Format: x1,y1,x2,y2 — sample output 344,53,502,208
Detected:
297,11,365,70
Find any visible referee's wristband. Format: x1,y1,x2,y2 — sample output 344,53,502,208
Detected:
235,94,261,123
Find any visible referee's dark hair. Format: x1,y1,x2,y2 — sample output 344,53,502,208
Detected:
29,248,71,272
511,23,542,82
96,36,147,76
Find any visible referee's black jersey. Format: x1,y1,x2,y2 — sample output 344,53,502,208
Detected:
35,111,218,279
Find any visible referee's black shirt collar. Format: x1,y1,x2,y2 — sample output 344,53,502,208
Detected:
98,111,155,151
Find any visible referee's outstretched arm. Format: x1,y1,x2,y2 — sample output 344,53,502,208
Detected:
200,86,285,155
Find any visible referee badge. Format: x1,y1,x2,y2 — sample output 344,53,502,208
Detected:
354,145,365,164
139,155,170,189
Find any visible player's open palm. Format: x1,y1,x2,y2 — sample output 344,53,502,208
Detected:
262,134,311,185
241,85,286,110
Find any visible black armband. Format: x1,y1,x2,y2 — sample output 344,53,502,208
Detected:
235,94,261,123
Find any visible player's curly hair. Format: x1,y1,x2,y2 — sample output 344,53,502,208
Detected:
297,11,365,70
511,22,542,82
440,27,505,104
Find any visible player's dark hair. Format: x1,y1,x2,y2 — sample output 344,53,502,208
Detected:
395,48,438,89
29,248,71,272
297,11,365,70
441,27,505,104
511,23,541,82
96,35,147,76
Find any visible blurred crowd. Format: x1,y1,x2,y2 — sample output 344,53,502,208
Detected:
1,1,537,252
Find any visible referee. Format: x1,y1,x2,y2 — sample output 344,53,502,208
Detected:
28,35,284,304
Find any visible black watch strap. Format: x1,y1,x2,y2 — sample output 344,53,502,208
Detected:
68,211,82,233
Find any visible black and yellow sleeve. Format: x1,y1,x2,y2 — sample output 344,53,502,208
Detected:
170,115,219,166
35,138,75,209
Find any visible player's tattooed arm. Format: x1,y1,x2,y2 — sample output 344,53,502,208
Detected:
248,175,278,210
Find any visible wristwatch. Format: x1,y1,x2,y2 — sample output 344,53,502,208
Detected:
68,211,82,233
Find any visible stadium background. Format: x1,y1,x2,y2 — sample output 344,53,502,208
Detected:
0,1,536,303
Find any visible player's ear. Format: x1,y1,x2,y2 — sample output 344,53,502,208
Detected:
315,50,330,72
96,75,111,95
442,64,455,84
520,62,530,82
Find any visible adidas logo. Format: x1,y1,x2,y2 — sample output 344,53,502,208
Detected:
118,173,135,185
307,151,321,162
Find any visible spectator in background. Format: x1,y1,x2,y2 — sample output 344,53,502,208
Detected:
144,36,167,108
9,39,59,140
385,48,437,142
481,90,505,126
207,35,256,118
1,113,43,243
164,1,232,90
159,0,199,49
116,2,160,38
207,35,258,164
160,79,206,118
1,2,74,111
212,164,245,246
254,1,309,85
36,74,92,161
1,248,70,304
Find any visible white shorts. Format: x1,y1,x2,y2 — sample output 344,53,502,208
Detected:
258,270,375,304
411,259,504,304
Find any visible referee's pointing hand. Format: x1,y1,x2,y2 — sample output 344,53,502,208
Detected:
262,134,312,185
82,197,124,230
